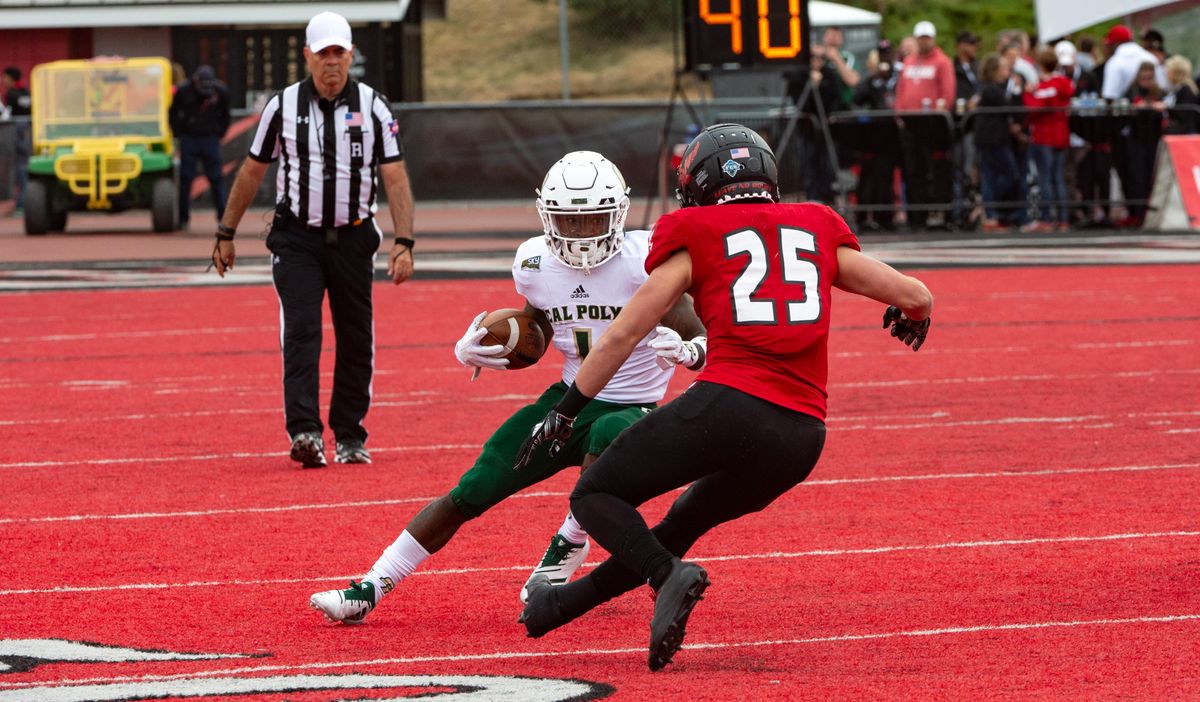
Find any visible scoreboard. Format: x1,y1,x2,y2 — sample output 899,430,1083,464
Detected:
683,0,811,71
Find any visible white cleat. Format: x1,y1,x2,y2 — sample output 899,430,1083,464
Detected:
310,580,376,625
520,535,590,604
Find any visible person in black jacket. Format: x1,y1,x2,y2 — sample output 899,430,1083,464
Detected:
169,65,231,231
786,45,847,204
1164,55,1200,135
2,67,31,212
850,50,897,229
974,54,1027,230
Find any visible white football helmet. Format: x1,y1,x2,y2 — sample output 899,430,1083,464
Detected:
535,151,630,273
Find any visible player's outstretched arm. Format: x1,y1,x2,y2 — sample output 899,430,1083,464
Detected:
835,246,934,351
834,246,933,320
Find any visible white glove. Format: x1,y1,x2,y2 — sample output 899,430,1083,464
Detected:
648,326,706,371
454,311,510,371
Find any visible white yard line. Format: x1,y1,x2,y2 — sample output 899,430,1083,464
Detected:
1,529,1195,597
1,612,1196,690
3,461,1197,523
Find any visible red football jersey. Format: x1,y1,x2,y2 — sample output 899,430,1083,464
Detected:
646,203,860,419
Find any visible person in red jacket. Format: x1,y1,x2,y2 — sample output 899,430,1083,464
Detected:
895,21,957,228
1023,48,1075,232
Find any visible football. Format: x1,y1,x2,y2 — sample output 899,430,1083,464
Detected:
479,308,548,370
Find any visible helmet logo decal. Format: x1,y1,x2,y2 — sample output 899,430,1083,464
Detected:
730,147,750,159
722,159,744,178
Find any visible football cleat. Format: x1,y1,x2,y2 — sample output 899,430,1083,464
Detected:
290,432,326,469
517,573,566,638
309,580,377,625
647,560,710,672
334,440,371,464
520,535,590,604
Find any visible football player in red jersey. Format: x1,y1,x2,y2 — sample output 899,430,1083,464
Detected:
514,123,934,671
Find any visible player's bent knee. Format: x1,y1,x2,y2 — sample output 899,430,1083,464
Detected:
586,407,650,456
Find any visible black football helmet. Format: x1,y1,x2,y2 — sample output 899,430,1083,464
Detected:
675,123,779,207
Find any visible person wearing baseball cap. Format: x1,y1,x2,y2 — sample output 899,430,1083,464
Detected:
955,30,981,103
306,11,353,53
210,10,417,468
895,20,956,228
1101,24,1165,99
1054,40,1076,68
1054,40,1083,83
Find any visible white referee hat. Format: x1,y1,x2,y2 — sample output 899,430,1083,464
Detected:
307,11,353,52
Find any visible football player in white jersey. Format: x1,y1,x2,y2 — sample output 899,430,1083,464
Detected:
310,151,707,624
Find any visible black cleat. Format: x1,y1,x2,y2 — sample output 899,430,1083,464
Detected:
647,560,709,671
290,432,326,468
518,574,567,638
335,439,371,464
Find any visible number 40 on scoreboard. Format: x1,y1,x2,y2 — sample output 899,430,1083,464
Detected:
683,0,811,71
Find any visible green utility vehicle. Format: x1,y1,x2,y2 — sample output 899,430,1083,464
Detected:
25,57,177,234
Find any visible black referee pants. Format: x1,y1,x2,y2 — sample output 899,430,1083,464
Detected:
266,217,381,445
569,382,826,594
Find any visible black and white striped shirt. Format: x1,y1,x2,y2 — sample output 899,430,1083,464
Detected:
248,78,403,228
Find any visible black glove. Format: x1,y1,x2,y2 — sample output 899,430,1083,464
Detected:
513,409,575,470
883,306,930,351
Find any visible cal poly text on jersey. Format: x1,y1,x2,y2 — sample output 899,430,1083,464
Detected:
542,304,623,324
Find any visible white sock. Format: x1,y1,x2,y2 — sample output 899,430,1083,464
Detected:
362,530,430,604
557,512,588,545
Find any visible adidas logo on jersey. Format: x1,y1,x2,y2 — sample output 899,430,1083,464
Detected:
569,285,589,299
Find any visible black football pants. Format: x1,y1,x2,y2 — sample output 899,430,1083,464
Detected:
569,381,826,599
266,218,381,444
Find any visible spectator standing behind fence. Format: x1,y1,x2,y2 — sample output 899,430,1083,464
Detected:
1,67,31,214
999,30,1040,89
1121,62,1165,228
851,48,897,230
169,65,231,232
894,21,955,228
1076,37,1098,73
1023,49,1074,232
954,31,981,103
1055,41,1090,226
975,54,1028,231
1141,29,1167,65
821,26,860,103
1102,26,1165,99
954,31,982,227
1163,56,1199,134
1072,45,1115,227
785,44,846,205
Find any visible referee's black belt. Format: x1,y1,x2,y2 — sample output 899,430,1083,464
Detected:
281,210,374,238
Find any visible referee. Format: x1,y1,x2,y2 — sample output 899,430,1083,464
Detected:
211,11,415,469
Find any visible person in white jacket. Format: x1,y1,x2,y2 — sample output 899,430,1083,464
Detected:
1101,25,1166,99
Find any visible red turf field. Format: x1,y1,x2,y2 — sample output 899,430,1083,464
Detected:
2,264,1199,700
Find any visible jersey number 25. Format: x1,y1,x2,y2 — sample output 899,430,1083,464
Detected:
725,227,821,325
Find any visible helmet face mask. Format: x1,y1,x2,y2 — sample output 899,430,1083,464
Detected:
536,151,630,272
675,123,780,208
